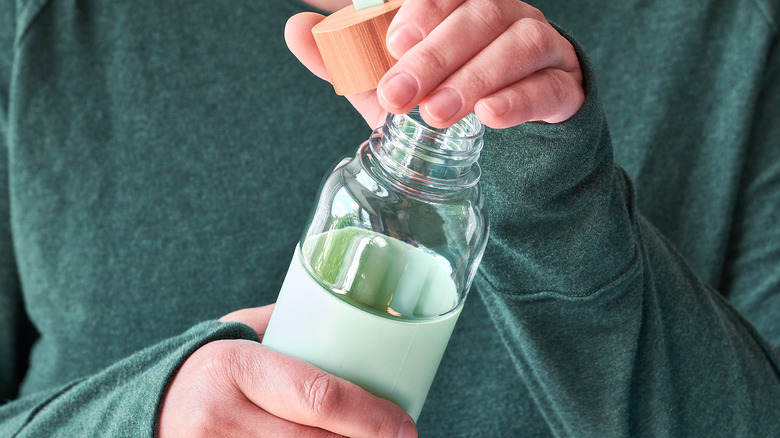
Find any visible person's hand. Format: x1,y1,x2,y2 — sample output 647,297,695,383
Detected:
158,305,417,437
285,0,584,129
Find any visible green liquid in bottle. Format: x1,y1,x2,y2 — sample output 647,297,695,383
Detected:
305,227,458,320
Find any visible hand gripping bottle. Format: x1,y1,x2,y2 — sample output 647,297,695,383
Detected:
263,109,489,421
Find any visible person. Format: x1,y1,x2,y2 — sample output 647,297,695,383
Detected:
1,0,778,436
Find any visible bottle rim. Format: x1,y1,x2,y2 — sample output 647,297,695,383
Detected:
383,110,484,161
369,109,485,194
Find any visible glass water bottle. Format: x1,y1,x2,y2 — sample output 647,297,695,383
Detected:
262,109,489,421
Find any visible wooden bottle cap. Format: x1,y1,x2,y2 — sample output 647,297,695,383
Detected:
312,0,405,95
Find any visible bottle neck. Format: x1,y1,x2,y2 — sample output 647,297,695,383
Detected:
368,109,484,195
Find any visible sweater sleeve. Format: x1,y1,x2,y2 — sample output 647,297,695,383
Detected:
0,4,268,436
722,20,780,345
474,26,780,436
0,0,30,405
0,321,260,437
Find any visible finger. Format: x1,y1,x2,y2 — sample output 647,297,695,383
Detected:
386,0,545,58
378,1,550,116
285,12,331,82
231,341,417,438
220,304,276,337
474,67,585,128
385,0,464,58
379,1,489,115
418,17,581,126
285,12,387,128
345,92,388,128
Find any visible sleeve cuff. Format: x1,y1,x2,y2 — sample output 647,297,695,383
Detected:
477,23,638,297
3,320,258,437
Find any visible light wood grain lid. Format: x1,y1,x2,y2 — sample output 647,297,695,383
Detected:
312,0,405,95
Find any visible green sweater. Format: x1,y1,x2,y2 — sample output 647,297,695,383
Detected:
1,0,779,436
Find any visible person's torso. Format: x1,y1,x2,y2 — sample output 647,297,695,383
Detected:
6,0,775,435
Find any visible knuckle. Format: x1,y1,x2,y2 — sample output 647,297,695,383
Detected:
547,69,570,105
553,70,584,120
414,46,449,74
537,69,582,122
202,340,264,391
205,343,244,383
423,0,449,20
299,369,341,417
467,0,508,31
458,69,492,100
177,390,233,438
163,341,258,438
512,18,552,67
397,0,447,32
522,4,547,22
369,413,400,437
186,405,221,437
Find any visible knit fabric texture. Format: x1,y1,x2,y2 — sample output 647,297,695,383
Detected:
1,0,779,436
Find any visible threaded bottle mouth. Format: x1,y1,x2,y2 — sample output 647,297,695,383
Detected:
369,109,484,193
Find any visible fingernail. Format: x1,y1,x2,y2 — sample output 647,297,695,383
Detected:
425,87,462,123
398,420,417,438
481,95,510,117
380,72,418,110
387,23,424,58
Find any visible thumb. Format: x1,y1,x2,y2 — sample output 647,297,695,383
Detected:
285,13,388,129
284,12,330,82
220,304,275,338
